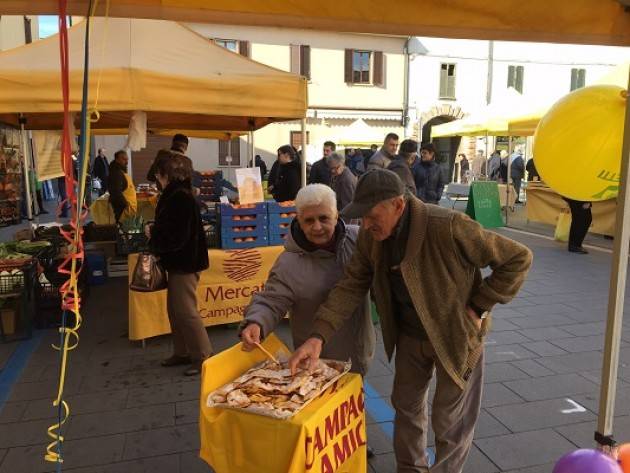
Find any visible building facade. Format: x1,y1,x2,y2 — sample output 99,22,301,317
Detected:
0,15,38,50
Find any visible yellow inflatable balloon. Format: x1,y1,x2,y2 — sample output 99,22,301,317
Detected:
534,85,627,201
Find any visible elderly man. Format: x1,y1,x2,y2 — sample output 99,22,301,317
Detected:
240,183,375,375
327,152,357,213
290,169,532,473
367,133,399,171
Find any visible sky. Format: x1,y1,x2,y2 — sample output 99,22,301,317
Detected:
39,16,59,38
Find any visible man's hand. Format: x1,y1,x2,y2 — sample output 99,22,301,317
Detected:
288,337,323,375
144,223,152,239
466,306,483,330
240,323,262,351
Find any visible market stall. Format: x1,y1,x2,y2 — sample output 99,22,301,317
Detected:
89,193,157,224
128,245,284,341
526,182,616,236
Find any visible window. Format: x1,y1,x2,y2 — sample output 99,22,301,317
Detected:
290,44,311,80
439,63,456,99
571,68,586,91
214,39,238,53
344,49,384,86
290,131,310,150
214,39,250,57
507,65,524,93
218,137,241,166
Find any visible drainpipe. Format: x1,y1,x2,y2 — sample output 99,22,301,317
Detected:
402,37,411,134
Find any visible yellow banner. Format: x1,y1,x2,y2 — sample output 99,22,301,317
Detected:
128,246,284,340
32,131,65,181
200,335,367,473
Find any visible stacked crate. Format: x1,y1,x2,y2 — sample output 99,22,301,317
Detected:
198,170,223,202
267,201,296,246
219,202,268,249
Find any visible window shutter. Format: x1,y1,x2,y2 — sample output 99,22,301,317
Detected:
290,44,300,74
23,16,32,44
300,45,311,80
516,66,524,93
344,49,353,84
231,137,241,166
239,40,250,57
508,65,515,88
579,69,586,88
373,51,384,86
439,64,448,97
447,64,456,98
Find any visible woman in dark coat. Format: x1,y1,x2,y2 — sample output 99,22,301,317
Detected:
146,151,212,376
272,145,301,202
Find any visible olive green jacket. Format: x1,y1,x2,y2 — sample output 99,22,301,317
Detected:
312,196,533,389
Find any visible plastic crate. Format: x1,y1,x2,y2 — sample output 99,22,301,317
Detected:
267,201,296,214
220,213,268,227
116,231,147,256
204,224,220,249
221,235,268,249
219,202,267,217
0,269,27,296
268,213,296,226
83,223,118,242
268,233,289,246
221,221,268,239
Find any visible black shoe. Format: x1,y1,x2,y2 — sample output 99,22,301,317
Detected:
161,355,192,367
39,209,49,214
367,446,375,459
568,246,588,254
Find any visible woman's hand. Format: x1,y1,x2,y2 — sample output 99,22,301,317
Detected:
144,224,152,239
240,323,262,351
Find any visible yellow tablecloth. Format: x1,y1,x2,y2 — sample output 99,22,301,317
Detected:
526,183,616,236
90,194,157,224
128,245,284,340
199,335,367,473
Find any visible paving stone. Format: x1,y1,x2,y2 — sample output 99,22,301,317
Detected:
0,434,125,473
79,369,177,394
7,375,82,402
366,359,394,378
475,429,576,471
514,304,575,317
509,314,577,329
179,450,214,473
484,345,538,364
365,375,393,398
175,400,198,425
0,417,69,448
366,422,395,455
475,410,511,438
554,416,630,448
465,444,500,472
509,360,556,378
504,374,598,402
22,390,129,421
492,319,523,332
572,383,630,417
549,335,609,353
520,341,568,357
368,452,396,473
126,380,200,408
487,398,595,433
516,327,572,341
483,363,530,384
123,424,199,460
492,308,528,319
535,351,603,374
504,463,557,473
64,454,180,473
558,322,606,337
484,331,532,346
0,402,26,423
481,383,524,408
67,404,175,440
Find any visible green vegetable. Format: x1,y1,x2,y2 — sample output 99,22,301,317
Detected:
119,216,144,234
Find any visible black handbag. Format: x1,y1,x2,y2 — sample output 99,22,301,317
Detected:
129,252,167,292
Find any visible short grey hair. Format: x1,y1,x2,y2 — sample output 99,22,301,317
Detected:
295,184,337,214
327,153,345,166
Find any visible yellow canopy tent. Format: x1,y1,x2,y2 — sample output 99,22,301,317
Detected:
336,118,385,147
0,17,307,132
2,0,630,46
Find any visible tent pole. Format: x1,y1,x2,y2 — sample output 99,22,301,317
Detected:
595,66,630,452
248,131,255,169
301,118,307,188
19,115,33,222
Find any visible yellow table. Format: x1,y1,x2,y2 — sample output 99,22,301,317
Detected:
526,182,616,236
90,194,157,224
127,245,284,340
199,335,367,473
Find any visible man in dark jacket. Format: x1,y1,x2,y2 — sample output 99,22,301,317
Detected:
526,158,540,181
308,141,335,186
413,142,446,204
249,154,268,180
367,133,399,171
328,153,357,213
146,134,190,185
108,150,136,222
510,152,525,203
388,139,418,194
93,148,109,195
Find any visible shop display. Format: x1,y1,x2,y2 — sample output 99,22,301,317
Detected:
207,358,350,419
0,128,23,227
220,202,269,249
198,170,223,202
267,200,296,245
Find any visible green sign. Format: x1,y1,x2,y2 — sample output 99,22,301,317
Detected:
465,181,504,228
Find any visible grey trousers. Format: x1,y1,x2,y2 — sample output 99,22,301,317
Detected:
166,272,213,361
391,334,484,473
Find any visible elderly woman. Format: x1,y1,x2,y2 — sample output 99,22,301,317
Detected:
240,184,375,375
146,151,212,376
327,152,357,213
